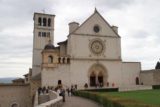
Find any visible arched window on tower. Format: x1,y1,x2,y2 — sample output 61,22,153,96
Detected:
48,18,51,27
48,56,53,63
38,17,42,26
43,18,47,26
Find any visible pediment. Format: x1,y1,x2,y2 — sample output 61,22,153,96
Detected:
73,10,119,37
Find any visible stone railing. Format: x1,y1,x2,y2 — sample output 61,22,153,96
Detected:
34,90,63,107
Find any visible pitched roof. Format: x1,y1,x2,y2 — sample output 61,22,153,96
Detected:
70,9,120,37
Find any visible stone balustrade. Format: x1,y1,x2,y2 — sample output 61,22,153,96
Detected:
34,90,63,107
36,96,62,107
58,57,70,64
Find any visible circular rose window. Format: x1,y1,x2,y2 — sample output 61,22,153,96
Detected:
89,38,105,55
93,25,100,33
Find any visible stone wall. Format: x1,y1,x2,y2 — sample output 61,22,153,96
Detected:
122,62,141,86
140,69,160,85
0,84,31,107
30,79,41,102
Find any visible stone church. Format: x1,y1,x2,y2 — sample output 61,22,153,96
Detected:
32,9,140,89
2,9,160,107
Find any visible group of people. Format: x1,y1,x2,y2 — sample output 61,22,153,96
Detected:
37,85,77,102
66,85,77,96
55,86,66,102
37,86,54,95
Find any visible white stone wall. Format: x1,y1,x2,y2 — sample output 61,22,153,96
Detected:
69,60,122,88
41,64,71,88
60,44,67,56
140,70,160,85
140,71,154,85
41,60,141,89
122,62,141,86
68,35,121,60
0,85,31,107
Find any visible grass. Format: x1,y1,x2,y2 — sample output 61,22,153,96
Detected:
99,90,160,106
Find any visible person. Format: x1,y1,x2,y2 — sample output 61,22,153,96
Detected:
107,82,109,87
57,88,61,96
38,87,42,95
75,84,77,90
84,83,88,89
46,88,49,93
60,89,65,102
42,86,46,94
71,85,74,96
100,82,103,87
66,88,70,96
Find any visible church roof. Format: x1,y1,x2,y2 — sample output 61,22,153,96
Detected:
57,40,67,45
44,40,55,50
69,8,120,37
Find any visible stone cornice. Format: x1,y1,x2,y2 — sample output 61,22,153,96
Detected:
70,58,122,61
69,33,121,38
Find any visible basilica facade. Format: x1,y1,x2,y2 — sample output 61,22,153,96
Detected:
32,9,141,89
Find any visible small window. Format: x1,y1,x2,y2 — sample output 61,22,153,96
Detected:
67,58,70,63
38,17,42,26
48,56,53,63
47,32,50,37
58,80,62,85
38,32,41,37
58,57,61,63
42,32,46,37
48,18,51,27
43,18,47,26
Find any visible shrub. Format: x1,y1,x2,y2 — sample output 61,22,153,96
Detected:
152,85,160,89
81,88,118,92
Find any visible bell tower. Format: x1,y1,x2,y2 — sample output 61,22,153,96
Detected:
32,13,55,76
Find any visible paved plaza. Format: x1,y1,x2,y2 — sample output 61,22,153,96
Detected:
62,96,101,107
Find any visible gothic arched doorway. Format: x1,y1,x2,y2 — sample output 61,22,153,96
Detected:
90,72,96,86
98,72,103,86
88,63,107,87
136,77,139,85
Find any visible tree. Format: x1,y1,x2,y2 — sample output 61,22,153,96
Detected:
155,61,160,69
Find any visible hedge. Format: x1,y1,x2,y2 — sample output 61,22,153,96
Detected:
81,88,118,92
74,91,158,107
152,85,160,89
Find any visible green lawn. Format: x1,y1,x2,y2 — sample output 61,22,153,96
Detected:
99,90,160,106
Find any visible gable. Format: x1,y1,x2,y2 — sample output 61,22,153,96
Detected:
74,11,119,37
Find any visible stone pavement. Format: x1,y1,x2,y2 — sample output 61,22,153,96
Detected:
62,96,101,107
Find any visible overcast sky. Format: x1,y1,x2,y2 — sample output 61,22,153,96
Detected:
0,0,159,78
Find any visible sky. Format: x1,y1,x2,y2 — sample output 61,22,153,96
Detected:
0,0,159,78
